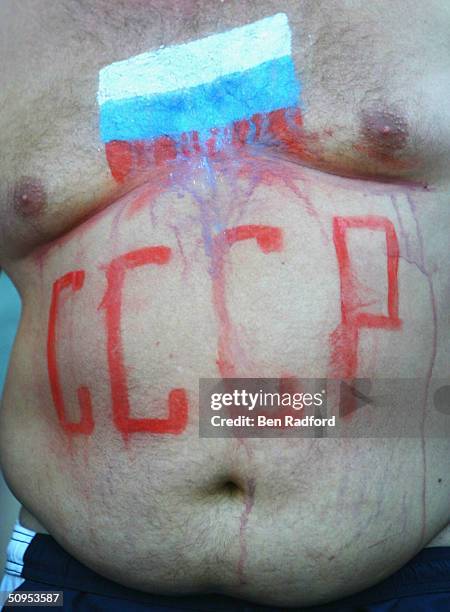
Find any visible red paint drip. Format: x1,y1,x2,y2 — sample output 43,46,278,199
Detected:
99,246,189,436
274,375,305,427
103,107,310,183
47,271,95,434
237,478,256,585
268,108,303,149
206,128,219,157
105,141,133,183
192,131,201,154
232,119,251,147
153,136,177,165
330,216,402,417
407,194,438,547
125,169,171,218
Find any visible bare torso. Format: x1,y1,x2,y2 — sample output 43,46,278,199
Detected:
0,0,449,607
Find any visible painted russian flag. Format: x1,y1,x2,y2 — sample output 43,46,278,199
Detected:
98,13,301,144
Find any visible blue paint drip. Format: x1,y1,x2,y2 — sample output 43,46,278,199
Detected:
99,56,301,143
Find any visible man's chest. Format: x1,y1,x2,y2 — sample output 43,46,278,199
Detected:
0,0,449,264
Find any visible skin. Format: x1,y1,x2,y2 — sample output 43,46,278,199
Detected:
0,0,449,607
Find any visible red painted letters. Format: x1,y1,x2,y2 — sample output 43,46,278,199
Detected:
99,247,189,435
46,216,402,435
47,271,95,434
330,215,401,415
212,225,283,376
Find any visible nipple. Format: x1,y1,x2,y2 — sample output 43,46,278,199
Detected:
12,177,47,218
359,108,409,156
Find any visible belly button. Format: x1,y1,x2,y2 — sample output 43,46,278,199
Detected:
217,478,245,499
223,480,241,495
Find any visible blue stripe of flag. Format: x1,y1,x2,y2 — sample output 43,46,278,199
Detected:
99,56,301,143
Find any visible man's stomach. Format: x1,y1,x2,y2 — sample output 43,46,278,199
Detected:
0,161,449,607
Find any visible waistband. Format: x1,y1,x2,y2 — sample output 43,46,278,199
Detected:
4,522,36,580
12,530,450,610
